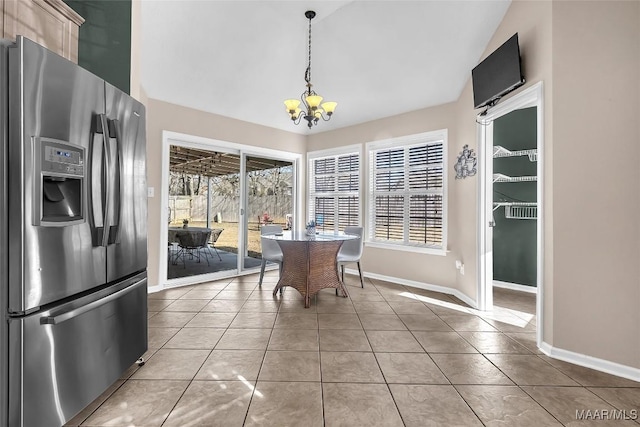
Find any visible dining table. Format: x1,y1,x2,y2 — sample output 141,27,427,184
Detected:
168,226,212,243
263,230,357,308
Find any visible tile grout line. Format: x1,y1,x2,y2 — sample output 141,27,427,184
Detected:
382,284,459,427
517,384,574,426
161,282,238,426
80,277,640,426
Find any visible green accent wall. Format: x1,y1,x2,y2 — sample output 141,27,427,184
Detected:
493,107,537,286
63,0,132,94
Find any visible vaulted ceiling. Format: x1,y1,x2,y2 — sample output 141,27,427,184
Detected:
140,1,511,135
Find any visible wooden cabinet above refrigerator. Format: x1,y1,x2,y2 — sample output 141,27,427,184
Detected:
1,0,84,63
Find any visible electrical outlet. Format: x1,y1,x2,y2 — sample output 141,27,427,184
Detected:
460,264,465,275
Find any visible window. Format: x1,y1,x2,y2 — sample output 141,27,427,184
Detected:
308,146,361,233
367,130,447,253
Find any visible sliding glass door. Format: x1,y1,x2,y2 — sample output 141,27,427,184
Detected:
167,145,241,280
242,155,294,271
162,135,299,286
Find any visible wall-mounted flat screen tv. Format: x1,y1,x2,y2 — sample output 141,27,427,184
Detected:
472,33,525,109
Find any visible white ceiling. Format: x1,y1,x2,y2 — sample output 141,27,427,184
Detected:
140,1,511,134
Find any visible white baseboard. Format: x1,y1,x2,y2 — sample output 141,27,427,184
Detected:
348,268,640,383
539,341,640,383
147,284,163,293
347,268,479,309
493,280,537,294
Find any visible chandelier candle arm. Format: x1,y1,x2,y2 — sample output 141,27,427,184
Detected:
283,10,337,129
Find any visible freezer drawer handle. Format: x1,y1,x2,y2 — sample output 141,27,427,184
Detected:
40,278,147,325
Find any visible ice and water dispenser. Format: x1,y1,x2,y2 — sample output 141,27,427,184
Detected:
34,137,85,226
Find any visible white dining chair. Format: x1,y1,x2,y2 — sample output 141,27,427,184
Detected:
259,224,284,287
337,226,364,288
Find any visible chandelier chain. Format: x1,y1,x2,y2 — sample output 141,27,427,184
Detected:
305,14,312,87
284,10,336,129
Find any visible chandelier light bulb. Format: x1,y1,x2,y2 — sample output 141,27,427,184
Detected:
306,95,323,109
284,99,301,113
321,101,337,115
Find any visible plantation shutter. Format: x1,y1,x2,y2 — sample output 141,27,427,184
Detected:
369,139,445,249
308,151,360,233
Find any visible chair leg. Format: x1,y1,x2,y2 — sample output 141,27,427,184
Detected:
258,259,267,287
204,246,214,262
189,248,200,263
173,247,184,267
200,246,210,266
357,262,364,288
211,245,222,261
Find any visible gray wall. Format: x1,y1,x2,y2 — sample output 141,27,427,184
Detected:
492,107,537,286
64,0,132,94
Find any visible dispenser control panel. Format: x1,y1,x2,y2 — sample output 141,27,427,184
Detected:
34,137,86,226
42,144,84,176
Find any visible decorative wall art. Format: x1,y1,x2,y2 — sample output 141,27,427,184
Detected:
454,144,477,179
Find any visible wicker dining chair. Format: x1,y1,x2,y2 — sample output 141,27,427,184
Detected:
337,226,364,287
258,225,283,287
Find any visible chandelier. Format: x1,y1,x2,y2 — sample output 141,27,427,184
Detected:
284,10,337,129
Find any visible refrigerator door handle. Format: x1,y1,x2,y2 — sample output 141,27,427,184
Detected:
40,277,147,325
90,115,105,240
107,118,122,245
99,113,112,247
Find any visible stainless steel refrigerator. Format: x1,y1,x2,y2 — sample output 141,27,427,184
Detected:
0,36,148,427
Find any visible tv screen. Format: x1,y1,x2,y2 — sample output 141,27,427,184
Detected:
472,33,525,109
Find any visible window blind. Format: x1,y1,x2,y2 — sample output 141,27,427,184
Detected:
369,137,445,250
308,151,360,233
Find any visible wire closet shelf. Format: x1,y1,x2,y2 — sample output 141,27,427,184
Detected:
492,145,538,220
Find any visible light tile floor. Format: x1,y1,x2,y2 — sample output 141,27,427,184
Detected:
66,273,640,426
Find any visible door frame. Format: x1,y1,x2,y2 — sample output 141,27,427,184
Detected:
476,82,544,347
158,130,301,289
240,151,297,270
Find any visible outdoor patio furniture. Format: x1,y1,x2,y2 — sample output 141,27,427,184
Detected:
203,228,224,262
175,230,210,268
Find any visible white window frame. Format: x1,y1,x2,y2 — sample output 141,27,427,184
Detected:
366,130,448,256
307,144,362,233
